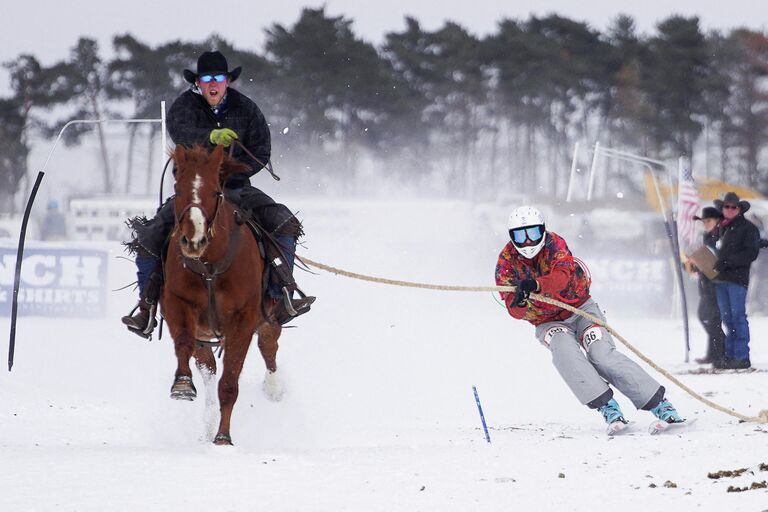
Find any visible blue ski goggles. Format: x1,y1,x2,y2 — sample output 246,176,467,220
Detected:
510,225,544,245
199,74,228,84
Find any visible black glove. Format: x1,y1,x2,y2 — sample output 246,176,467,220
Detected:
760,239,768,249
714,259,730,272
512,279,539,307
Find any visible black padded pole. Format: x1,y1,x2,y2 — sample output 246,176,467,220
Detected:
8,171,45,371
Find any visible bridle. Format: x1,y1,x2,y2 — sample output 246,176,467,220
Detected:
168,146,270,341
175,190,224,240
175,186,243,341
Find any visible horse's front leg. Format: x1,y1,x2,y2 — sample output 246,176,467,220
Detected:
164,302,200,401
169,330,198,400
214,323,254,446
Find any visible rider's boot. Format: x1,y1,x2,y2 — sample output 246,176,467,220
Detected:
122,258,162,338
122,296,158,338
267,235,315,325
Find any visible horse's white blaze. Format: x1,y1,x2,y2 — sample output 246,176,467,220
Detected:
192,174,202,204
186,174,207,243
263,370,284,402
188,207,206,243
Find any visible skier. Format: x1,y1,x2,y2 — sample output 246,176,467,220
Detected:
495,205,684,434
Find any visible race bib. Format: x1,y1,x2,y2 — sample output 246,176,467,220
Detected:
581,325,603,347
543,326,570,347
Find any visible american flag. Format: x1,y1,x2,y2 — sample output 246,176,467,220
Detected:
676,161,700,251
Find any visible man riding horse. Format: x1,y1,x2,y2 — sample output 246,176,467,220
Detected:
122,50,315,337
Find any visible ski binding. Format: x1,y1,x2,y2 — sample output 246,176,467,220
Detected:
648,417,697,435
607,419,634,436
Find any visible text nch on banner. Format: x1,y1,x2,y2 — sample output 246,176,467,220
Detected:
585,256,675,315
0,247,108,317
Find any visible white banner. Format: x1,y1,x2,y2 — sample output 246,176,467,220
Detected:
0,247,108,317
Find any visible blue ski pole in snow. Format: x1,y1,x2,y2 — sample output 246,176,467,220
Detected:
472,385,491,443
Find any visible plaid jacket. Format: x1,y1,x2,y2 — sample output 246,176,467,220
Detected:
167,88,271,188
495,231,591,325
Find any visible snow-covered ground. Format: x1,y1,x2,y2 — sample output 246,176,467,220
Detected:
1,199,767,511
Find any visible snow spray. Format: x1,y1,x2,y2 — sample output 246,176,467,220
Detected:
472,385,491,443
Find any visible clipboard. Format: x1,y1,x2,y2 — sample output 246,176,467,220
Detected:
688,246,719,280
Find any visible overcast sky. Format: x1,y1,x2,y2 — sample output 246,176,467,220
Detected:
3,0,767,93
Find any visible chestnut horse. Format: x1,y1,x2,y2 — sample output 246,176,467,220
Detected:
162,144,283,446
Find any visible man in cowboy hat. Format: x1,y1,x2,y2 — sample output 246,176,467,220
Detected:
691,206,725,365
711,192,760,369
122,50,315,338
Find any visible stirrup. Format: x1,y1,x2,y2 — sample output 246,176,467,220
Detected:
281,286,314,317
122,301,158,340
268,286,315,326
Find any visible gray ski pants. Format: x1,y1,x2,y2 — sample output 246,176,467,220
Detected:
534,299,661,409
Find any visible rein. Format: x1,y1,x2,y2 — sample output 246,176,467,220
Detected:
158,156,173,208
170,143,273,342
229,141,281,181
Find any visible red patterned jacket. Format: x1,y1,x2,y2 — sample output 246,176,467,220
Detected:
495,231,591,325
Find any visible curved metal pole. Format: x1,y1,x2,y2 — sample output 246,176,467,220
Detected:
632,158,690,361
7,116,163,372
39,118,162,177
598,147,667,168
587,146,690,362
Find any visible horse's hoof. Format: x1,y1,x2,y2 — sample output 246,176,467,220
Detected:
170,375,197,401
213,433,233,446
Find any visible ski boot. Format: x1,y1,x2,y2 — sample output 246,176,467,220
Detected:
650,398,684,423
648,398,685,434
598,398,629,435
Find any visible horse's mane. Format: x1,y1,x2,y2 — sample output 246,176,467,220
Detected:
172,144,214,168
221,153,251,180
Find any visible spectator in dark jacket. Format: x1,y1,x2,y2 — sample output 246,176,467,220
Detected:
122,51,314,338
691,206,725,365
712,192,760,369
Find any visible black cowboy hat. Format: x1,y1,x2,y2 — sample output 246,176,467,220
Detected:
693,206,723,221
183,51,242,84
713,191,751,214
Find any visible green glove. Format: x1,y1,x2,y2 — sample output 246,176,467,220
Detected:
209,128,238,147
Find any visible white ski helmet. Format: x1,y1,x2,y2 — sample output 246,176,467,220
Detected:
507,206,546,259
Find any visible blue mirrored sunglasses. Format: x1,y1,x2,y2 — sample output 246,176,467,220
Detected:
199,74,228,84
510,225,544,245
